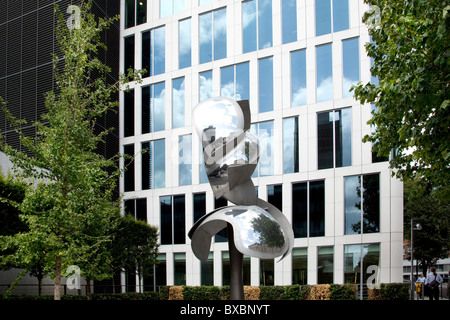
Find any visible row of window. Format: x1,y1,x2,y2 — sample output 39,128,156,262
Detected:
123,0,354,82
123,107,385,191
133,242,380,287
124,172,380,248
123,38,360,138
125,0,350,43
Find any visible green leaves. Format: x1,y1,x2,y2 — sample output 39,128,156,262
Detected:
355,0,450,200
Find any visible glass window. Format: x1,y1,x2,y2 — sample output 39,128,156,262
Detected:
316,43,333,102
155,254,166,286
161,0,185,18
242,0,273,53
174,253,186,285
123,144,135,192
344,243,380,285
315,0,331,36
124,89,134,137
142,26,165,78
199,8,227,64
179,18,191,69
291,49,307,107
199,70,213,102
124,36,135,74
342,37,359,98
292,248,307,285
283,116,299,174
125,0,136,28
199,0,212,5
344,175,360,235
142,82,165,134
125,0,146,28
178,134,192,186
292,182,307,238
214,8,227,61
260,259,274,286
315,0,349,36
362,174,380,234
160,196,172,245
125,198,147,222
220,62,249,101
142,139,165,189
173,195,186,244
292,181,325,238
242,0,257,53
173,77,185,129
282,0,297,44
309,181,325,237
201,253,214,285
317,246,334,284
333,0,349,32
137,1,147,25
258,0,273,50
258,57,273,113
251,120,274,177
317,108,352,169
193,192,206,223
344,173,380,235
267,184,282,211
160,195,186,245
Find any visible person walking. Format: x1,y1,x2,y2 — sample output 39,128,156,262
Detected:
416,273,426,299
425,267,443,300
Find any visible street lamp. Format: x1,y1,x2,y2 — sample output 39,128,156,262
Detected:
410,218,424,300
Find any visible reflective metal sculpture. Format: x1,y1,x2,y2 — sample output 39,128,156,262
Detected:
189,97,294,299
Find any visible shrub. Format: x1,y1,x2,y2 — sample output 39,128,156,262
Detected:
182,286,221,300
91,292,160,300
159,286,170,300
244,286,260,300
259,286,284,300
279,285,310,300
368,283,409,300
169,286,184,300
309,284,331,300
329,284,357,300
220,286,230,300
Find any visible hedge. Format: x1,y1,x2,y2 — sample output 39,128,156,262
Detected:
367,283,409,300
0,283,409,300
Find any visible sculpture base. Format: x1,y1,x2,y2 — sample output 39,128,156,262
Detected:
227,223,244,300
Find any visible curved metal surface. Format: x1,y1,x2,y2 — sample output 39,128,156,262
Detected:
190,97,294,262
190,205,290,260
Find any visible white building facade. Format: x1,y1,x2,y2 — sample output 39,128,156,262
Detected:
119,0,403,290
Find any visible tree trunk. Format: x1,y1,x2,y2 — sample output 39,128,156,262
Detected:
38,276,43,296
54,256,62,300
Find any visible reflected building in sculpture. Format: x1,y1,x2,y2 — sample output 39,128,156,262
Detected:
119,0,403,291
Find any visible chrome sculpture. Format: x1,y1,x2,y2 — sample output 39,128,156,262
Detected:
189,97,294,299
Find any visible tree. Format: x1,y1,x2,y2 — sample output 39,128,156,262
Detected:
0,170,51,296
110,215,159,293
0,1,142,300
403,178,450,275
352,0,450,200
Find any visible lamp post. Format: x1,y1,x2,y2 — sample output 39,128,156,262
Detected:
410,218,424,300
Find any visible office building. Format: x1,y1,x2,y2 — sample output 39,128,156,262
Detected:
119,0,403,290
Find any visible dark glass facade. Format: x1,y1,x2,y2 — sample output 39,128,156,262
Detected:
0,1,120,162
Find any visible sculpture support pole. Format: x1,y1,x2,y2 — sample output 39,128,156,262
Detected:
227,223,244,300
